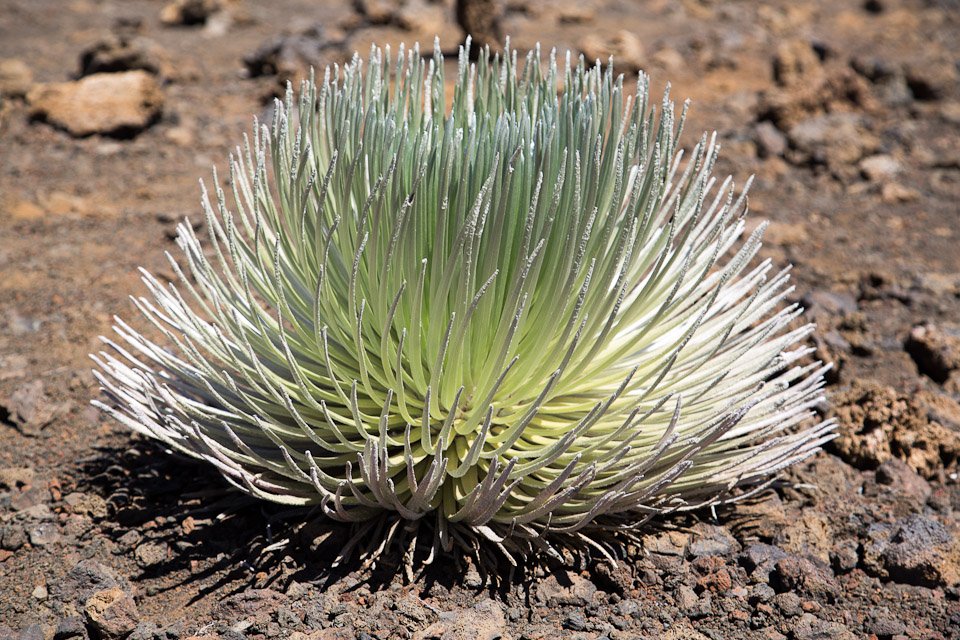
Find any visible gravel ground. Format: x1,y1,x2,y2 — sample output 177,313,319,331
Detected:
1,0,959,638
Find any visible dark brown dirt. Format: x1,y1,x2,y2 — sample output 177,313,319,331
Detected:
1,1,959,639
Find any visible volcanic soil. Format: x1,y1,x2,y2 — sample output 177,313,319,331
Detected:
1,0,960,638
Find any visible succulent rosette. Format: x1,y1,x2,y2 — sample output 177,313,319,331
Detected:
93,40,834,562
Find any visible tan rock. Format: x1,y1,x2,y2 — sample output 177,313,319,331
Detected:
773,39,821,87
84,586,140,640
0,58,33,97
27,71,163,137
6,200,44,221
160,0,222,26
830,382,960,479
579,30,645,72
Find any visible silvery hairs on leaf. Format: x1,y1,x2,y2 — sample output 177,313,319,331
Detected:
93,38,835,565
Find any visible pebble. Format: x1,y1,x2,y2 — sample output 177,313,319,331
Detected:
875,458,932,511
772,592,802,617
790,613,856,640
56,559,124,606
27,71,163,138
769,556,838,601
773,39,821,87
54,615,87,639
755,121,787,158
881,182,920,203
134,541,168,568
829,542,859,574
2,380,62,436
160,0,223,26
64,492,109,518
859,154,900,181
739,543,789,581
787,113,875,168
881,515,960,587
563,612,588,631
0,58,33,97
27,521,61,546
413,599,506,640
85,587,141,640
904,322,960,383
535,571,598,607
244,25,338,81
1,524,27,550
579,30,645,72
78,34,169,78
904,57,958,101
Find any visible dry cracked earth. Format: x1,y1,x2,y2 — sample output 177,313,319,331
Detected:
1,0,960,639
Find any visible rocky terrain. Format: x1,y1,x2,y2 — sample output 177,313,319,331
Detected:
1,0,959,638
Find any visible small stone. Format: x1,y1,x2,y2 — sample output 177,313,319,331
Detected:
0,58,33,97
562,612,588,631
769,555,838,601
859,154,900,181
791,613,856,640
56,560,123,606
904,58,958,101
28,521,61,546
79,35,169,77
6,200,45,221
353,0,399,24
615,598,640,617
535,571,598,607
85,587,140,640
0,467,35,490
763,221,808,247
787,113,874,169
28,71,163,138
31,583,48,600
160,0,223,26
751,583,776,604
675,585,711,618
773,40,821,87
243,25,338,86
881,515,960,587
866,613,906,638
829,542,859,574
413,599,505,640
579,30,645,72
11,626,43,640
1,524,27,550
652,47,684,72
64,492,109,518
772,592,802,617
54,615,88,640
881,182,920,203
875,458,931,512
755,121,787,158
2,380,61,436
905,323,960,383
84,587,140,640
134,541,168,568
455,0,503,53
739,543,789,580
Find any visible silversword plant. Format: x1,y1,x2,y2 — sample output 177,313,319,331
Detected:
93,40,835,564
